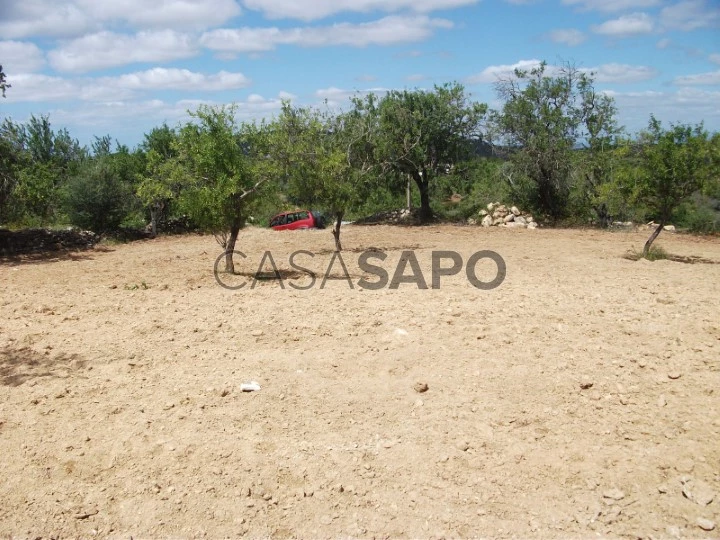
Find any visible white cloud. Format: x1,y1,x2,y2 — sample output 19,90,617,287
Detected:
562,0,661,12
602,87,720,131
0,0,242,39
0,2,91,39
2,73,134,103
467,60,658,85
48,30,199,73
241,0,478,21
314,86,388,106
77,0,242,30
674,69,720,85
0,40,46,73
587,63,658,83
465,59,545,84
110,68,251,90
547,28,586,46
3,69,253,104
659,0,720,31
710,53,720,65
200,15,453,52
278,90,297,100
591,12,654,37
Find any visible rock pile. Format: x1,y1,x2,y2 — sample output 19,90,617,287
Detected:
354,208,413,225
0,228,100,256
469,203,537,229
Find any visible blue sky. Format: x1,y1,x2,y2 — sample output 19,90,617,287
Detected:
1,0,719,149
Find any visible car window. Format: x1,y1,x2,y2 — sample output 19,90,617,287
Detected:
297,211,309,220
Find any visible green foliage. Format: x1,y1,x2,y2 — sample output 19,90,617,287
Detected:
631,117,712,224
63,157,134,232
492,61,620,222
625,244,669,261
352,83,487,222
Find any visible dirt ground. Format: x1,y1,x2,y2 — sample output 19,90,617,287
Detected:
1,224,719,539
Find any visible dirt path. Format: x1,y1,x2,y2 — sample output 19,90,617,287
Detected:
1,225,719,538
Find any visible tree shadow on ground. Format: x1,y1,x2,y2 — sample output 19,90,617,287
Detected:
0,346,87,387
0,247,113,267
622,251,720,264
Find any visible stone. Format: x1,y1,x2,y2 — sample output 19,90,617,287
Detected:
487,203,495,211
527,222,538,230
467,218,477,225
505,222,526,228
580,378,594,390
456,441,470,451
413,382,429,393
481,215,493,228
658,394,667,407
663,225,676,232
668,372,682,380
515,216,527,225
682,479,715,506
602,488,625,501
493,218,504,226
251,330,264,337
511,206,521,216
525,216,534,223
479,209,488,216
696,518,715,531
503,214,515,223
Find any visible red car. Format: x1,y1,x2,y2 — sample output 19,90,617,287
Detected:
270,210,325,231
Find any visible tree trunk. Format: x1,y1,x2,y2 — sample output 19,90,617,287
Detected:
643,221,664,257
406,175,412,210
332,211,343,252
224,221,241,273
150,207,158,238
412,171,432,224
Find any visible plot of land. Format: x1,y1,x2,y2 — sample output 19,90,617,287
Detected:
1,225,719,538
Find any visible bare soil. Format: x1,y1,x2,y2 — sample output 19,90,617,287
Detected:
1,225,719,539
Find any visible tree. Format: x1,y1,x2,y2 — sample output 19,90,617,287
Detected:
632,116,713,256
136,124,180,236
0,65,9,98
492,61,619,221
354,83,487,223
272,103,369,251
175,104,273,273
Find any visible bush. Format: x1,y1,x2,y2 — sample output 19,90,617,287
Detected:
673,193,720,233
63,159,134,233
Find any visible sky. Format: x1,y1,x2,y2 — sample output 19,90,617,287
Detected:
1,0,719,149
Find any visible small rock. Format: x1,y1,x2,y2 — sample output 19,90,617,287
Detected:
481,215,493,227
666,525,681,538
580,378,594,390
663,225,676,232
668,372,682,380
335,484,344,493
503,214,515,223
527,222,538,230
511,206,521,216
619,396,629,405
515,216,527,225
658,395,667,407
413,382,429,393
603,488,625,501
697,518,715,531
414,398,424,407
682,479,715,506
676,459,695,473
658,484,668,494
456,441,470,452
251,330,264,337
